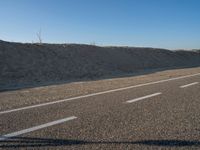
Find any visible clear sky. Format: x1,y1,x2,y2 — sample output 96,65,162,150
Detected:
0,0,200,49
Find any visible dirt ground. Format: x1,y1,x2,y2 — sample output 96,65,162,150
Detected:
0,40,199,91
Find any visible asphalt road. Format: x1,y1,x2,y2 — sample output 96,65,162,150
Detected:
0,68,200,150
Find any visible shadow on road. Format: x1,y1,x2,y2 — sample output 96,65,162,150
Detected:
1,137,200,148
1,65,200,92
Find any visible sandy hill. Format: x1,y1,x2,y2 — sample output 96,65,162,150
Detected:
0,40,199,91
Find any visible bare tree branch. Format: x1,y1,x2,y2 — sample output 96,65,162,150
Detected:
36,29,42,44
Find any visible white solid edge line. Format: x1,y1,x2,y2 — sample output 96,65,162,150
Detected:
126,92,162,103
180,82,199,88
0,116,77,141
1,72,200,114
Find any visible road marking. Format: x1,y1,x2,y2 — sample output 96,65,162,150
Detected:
0,116,77,141
1,72,200,115
125,92,162,103
180,82,199,88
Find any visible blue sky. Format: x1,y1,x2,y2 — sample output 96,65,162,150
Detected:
0,0,200,49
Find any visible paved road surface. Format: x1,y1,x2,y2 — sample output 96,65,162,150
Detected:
0,67,200,149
